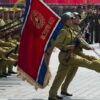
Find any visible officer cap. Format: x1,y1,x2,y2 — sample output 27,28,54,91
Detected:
61,12,74,23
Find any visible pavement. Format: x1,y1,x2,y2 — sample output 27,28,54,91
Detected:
0,43,100,100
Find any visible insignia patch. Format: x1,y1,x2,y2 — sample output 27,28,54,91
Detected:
31,10,45,29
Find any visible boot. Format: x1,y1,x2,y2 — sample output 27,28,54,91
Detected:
61,91,72,96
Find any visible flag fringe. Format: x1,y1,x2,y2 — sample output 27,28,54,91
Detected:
17,66,51,90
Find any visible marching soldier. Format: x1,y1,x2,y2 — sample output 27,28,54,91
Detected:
59,12,97,98
0,38,17,75
49,12,74,100
48,12,100,100
0,47,7,78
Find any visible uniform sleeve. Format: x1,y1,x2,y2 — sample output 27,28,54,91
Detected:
79,38,91,50
0,40,16,48
54,29,71,51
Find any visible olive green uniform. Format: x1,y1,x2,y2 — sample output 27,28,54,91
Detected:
60,25,96,93
49,25,100,99
2,38,17,73
0,38,17,74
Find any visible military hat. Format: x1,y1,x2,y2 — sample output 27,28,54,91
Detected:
73,12,81,19
61,12,75,23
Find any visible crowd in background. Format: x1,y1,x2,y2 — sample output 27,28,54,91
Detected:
49,4,100,44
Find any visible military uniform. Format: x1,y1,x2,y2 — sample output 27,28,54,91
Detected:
60,24,96,95
0,7,19,76
49,12,100,100
3,38,17,74
0,38,16,74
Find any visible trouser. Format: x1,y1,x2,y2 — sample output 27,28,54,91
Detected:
0,66,3,74
49,55,100,98
61,54,96,92
9,53,18,60
2,57,16,73
61,66,78,92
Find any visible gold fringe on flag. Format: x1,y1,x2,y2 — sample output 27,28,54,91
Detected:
17,40,54,90
17,63,51,90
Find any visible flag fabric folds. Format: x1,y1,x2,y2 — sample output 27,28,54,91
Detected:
18,0,59,89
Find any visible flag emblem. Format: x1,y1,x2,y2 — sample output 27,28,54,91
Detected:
31,10,45,29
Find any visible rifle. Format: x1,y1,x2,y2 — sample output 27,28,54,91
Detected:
0,20,23,33
65,28,100,61
0,21,22,39
5,49,15,58
0,17,23,31
65,35,81,61
73,30,100,58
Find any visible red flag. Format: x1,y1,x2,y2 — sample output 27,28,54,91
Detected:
18,0,59,89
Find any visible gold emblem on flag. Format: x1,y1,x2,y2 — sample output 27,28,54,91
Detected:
31,10,45,29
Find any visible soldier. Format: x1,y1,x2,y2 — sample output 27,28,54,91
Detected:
0,47,7,78
48,12,74,100
59,12,81,97
15,8,22,19
48,11,100,100
9,7,18,21
2,36,17,74
59,12,97,98
0,38,17,75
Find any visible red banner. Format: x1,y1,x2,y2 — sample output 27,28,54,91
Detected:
18,0,59,89
44,0,100,4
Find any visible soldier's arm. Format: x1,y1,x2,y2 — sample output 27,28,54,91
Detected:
54,29,72,51
0,40,16,47
79,38,92,50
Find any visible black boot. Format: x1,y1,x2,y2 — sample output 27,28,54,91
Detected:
48,96,58,100
48,95,63,100
3,73,11,76
56,95,63,99
61,91,72,96
0,74,7,78
8,71,16,74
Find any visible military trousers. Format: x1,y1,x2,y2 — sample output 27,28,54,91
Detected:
61,53,97,92
49,54,100,98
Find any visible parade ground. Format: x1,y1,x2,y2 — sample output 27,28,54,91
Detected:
0,43,100,100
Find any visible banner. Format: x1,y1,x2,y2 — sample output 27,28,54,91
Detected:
18,0,59,89
44,0,100,4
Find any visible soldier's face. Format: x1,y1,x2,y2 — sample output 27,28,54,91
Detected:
65,19,73,27
73,16,80,25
